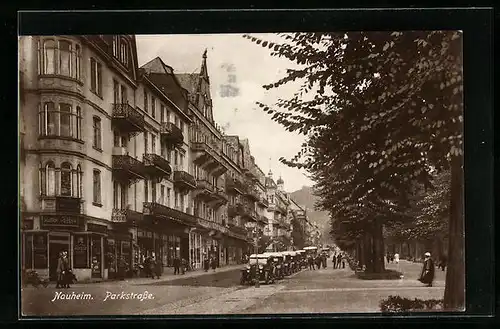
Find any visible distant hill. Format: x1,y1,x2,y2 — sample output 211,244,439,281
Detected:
289,186,333,244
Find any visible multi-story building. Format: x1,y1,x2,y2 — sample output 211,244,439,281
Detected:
20,35,144,281
175,51,233,268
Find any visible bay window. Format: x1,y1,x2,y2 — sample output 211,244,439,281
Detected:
38,101,82,140
39,161,82,198
38,38,81,80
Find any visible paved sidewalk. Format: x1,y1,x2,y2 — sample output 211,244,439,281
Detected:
87,264,244,286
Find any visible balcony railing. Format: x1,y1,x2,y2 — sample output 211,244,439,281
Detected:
143,202,197,226
112,103,145,133
214,187,229,202
196,217,228,235
143,153,172,177
40,196,81,214
196,179,215,192
259,215,269,224
173,170,197,190
112,155,145,180
229,223,248,236
225,176,245,194
228,203,244,218
243,186,260,202
241,205,258,222
111,208,143,224
160,122,183,146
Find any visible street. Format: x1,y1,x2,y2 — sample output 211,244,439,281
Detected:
21,260,445,316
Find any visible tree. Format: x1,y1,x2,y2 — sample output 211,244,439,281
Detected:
244,31,463,310
291,214,307,249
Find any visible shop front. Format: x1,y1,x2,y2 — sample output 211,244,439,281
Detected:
22,215,109,281
106,230,133,279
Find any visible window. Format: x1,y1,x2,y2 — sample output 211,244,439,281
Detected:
144,92,148,114
113,181,128,209
59,40,72,77
167,188,171,207
93,116,102,150
174,192,178,208
77,165,82,197
151,180,156,203
112,37,119,58
160,185,165,205
151,97,156,118
180,154,184,168
160,104,165,122
180,122,184,135
144,180,149,203
120,40,129,66
74,45,81,80
39,102,82,140
144,133,149,154
59,103,72,137
113,80,119,104
43,40,56,74
90,58,102,96
60,162,72,196
166,110,170,123
174,150,178,166
151,135,156,154
120,85,127,103
93,170,101,204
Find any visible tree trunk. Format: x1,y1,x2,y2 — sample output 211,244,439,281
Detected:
373,218,385,273
363,230,374,272
443,156,465,310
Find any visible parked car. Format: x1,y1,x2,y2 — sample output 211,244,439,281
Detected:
240,254,276,285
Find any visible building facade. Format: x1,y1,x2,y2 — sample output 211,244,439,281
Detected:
19,35,293,281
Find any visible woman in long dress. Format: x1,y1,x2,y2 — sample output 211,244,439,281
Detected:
418,252,435,287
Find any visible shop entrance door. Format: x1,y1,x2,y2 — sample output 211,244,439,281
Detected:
48,233,70,281
91,235,102,279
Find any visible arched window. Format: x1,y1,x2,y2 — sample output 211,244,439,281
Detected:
60,162,72,196
59,40,72,76
46,161,56,196
39,163,46,196
112,36,119,58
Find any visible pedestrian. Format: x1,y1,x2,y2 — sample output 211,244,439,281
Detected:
154,258,162,279
418,252,435,287
439,254,447,271
203,257,210,272
173,256,180,275
181,258,187,275
341,255,346,269
118,255,127,280
336,253,342,269
322,253,327,269
210,257,217,272
394,252,400,264
386,253,391,264
332,253,337,269
55,251,65,289
308,255,315,270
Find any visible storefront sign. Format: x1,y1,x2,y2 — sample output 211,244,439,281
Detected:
56,197,81,213
87,223,108,234
41,216,79,228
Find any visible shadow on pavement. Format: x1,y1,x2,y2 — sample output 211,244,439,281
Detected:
140,269,242,288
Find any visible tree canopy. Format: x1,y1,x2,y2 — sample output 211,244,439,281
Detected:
244,31,464,309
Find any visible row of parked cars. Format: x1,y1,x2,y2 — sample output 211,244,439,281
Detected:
240,250,311,285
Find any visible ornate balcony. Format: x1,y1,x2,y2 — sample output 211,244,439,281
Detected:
143,202,197,226
111,208,143,224
193,179,216,201
258,215,269,225
242,167,259,182
40,196,81,214
241,205,258,222
112,154,146,181
228,203,244,218
225,176,245,195
160,122,183,147
228,223,248,241
173,170,197,190
191,142,228,176
143,153,172,178
112,103,145,134
209,187,229,209
243,186,260,202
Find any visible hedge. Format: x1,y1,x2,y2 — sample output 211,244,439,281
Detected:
380,295,444,312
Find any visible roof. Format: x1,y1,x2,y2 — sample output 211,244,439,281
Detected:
175,73,200,94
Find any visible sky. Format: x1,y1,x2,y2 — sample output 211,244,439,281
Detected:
136,33,314,193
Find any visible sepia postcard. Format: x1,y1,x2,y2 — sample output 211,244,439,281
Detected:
19,31,466,317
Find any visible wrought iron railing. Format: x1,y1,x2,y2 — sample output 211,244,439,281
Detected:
143,202,197,225
111,208,143,223
112,155,145,175
112,103,145,130
173,170,196,187
196,179,215,193
143,153,172,174
160,122,183,143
